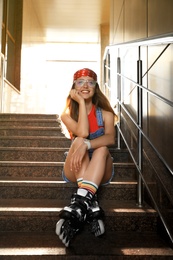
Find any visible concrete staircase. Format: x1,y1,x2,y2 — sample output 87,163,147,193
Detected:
0,113,173,259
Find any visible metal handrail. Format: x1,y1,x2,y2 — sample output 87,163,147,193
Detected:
119,101,173,175
0,53,5,113
103,34,173,244
104,32,173,52
116,123,173,244
117,73,173,108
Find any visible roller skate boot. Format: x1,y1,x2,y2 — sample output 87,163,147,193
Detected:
55,190,92,247
87,195,105,237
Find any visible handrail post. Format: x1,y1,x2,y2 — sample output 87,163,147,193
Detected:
0,53,5,113
117,55,121,149
137,47,143,207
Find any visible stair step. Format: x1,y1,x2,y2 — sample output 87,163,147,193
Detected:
0,113,58,119
0,178,137,200
1,231,173,258
1,113,171,256
0,147,133,162
0,161,136,179
0,199,157,232
0,119,60,127
0,147,69,161
0,126,63,136
0,136,71,147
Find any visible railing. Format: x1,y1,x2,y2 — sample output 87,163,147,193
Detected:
103,33,173,244
0,53,5,113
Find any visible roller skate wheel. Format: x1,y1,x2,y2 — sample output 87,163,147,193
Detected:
62,236,70,247
55,219,70,247
95,219,105,237
55,219,65,236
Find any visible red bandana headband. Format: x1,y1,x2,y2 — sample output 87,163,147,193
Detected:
73,68,97,82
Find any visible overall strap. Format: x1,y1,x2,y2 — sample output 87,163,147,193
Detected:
96,107,104,127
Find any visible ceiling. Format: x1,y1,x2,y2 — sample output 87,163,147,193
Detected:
31,0,110,43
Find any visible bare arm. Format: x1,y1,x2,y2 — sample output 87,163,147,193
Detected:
61,90,89,137
64,109,115,173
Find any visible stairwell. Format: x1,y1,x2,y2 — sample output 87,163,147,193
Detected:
0,113,173,259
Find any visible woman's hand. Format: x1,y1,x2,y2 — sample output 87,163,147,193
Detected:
70,89,84,103
70,142,87,172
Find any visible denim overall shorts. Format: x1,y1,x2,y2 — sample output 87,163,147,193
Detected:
62,107,114,185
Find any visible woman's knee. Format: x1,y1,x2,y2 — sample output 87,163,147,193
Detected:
93,146,109,158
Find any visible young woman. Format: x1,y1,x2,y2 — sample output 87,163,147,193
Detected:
56,68,117,247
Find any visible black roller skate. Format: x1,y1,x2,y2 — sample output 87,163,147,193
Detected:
87,195,105,237
55,190,92,247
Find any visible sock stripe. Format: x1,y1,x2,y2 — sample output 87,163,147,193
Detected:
81,180,98,195
82,180,98,189
77,178,83,188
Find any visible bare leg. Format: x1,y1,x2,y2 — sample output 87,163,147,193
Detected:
64,138,113,186
57,142,112,245
81,146,113,186
81,147,112,237
64,137,90,182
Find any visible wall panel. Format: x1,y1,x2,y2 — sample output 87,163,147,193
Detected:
110,0,124,44
125,0,147,42
148,0,173,37
0,0,3,112
148,44,173,171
